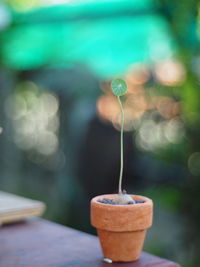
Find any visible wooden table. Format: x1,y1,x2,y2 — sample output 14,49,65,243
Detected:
0,218,180,267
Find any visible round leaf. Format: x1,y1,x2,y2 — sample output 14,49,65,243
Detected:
111,78,128,96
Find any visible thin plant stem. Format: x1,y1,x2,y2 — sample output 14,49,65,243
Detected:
117,96,124,195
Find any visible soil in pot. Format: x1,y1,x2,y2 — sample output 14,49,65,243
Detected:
98,198,145,205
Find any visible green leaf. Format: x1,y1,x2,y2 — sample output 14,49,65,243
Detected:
111,78,128,96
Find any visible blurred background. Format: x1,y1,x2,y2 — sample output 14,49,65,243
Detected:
0,0,200,266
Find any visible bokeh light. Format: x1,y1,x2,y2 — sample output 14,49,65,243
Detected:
4,81,59,156
164,118,185,144
0,4,11,30
126,63,150,87
154,60,186,86
96,94,119,123
155,97,180,119
188,152,200,176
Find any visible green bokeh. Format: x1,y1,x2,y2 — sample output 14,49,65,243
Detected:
0,0,176,78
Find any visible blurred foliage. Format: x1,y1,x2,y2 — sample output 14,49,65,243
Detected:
0,0,175,77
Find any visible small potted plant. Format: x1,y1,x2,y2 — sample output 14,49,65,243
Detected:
90,78,153,262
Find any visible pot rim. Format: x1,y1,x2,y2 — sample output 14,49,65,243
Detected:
91,194,152,208
91,194,153,231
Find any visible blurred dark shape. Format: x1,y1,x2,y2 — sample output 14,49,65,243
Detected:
78,114,139,199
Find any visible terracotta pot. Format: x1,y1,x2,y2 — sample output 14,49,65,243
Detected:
90,194,153,262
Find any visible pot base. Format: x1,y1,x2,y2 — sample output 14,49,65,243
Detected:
97,229,146,262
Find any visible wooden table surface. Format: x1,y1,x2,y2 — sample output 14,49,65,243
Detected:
0,218,180,267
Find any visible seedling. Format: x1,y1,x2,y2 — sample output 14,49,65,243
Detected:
111,78,135,205
91,82,153,261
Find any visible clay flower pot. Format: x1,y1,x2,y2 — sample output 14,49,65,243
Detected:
90,194,153,262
